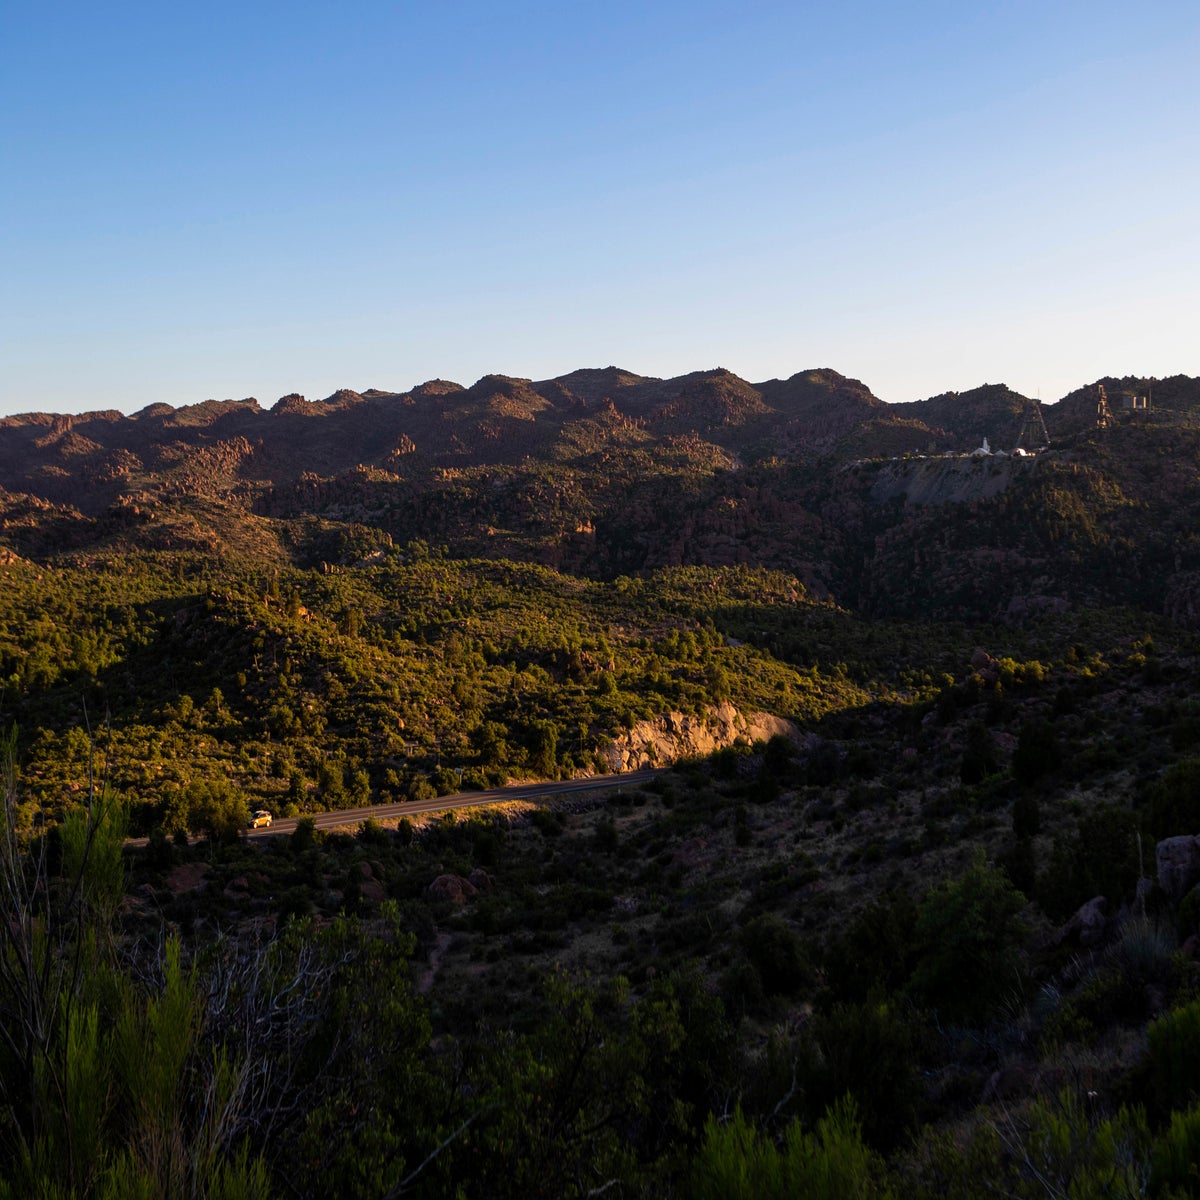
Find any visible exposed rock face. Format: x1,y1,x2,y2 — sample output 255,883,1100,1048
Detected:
866,455,1038,508
165,862,210,894
358,861,387,905
1156,835,1200,901
600,702,799,773
468,868,494,894
1060,896,1108,948
270,393,311,415
427,874,478,905
970,647,1001,684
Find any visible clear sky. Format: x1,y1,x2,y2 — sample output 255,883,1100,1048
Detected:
2,1,1197,416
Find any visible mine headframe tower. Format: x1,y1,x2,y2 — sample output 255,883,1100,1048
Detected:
1095,383,1115,429
1014,398,1051,452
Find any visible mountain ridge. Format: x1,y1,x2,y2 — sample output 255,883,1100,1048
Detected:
3,364,1200,625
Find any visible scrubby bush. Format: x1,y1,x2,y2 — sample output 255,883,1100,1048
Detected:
1037,803,1138,921
960,721,997,785
1149,998,1200,1114
1014,1091,1150,1200
291,816,318,854
763,733,795,778
1012,720,1061,785
998,835,1037,898
908,853,1027,1023
712,746,740,780
473,825,503,866
357,817,389,846
801,1000,920,1152
593,816,619,853
1151,1102,1200,1196
1151,758,1200,839
741,913,811,997
690,1100,891,1200
823,893,918,1004
1012,790,1041,838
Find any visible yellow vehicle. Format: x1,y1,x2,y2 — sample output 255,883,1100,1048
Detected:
249,809,273,829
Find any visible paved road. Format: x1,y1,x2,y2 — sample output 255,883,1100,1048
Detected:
234,768,666,841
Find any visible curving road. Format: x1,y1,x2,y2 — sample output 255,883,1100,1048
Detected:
238,768,666,841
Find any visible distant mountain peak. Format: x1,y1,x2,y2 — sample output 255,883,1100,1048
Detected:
410,379,465,397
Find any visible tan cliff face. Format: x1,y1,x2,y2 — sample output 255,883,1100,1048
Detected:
599,702,798,772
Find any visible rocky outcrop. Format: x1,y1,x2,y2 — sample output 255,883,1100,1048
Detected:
270,393,312,415
358,861,387,905
427,874,478,905
865,455,1038,508
599,702,798,773
1156,835,1200,901
1060,896,1108,948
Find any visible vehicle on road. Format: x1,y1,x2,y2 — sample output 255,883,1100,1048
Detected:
249,809,273,829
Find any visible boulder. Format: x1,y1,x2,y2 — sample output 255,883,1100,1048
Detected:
971,647,999,680
427,874,477,905
1061,896,1108,948
468,868,494,894
1156,835,1200,901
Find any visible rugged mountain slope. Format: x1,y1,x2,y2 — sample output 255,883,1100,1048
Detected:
3,366,1200,623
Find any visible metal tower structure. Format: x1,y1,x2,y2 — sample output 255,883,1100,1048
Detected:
1095,383,1115,429
1014,399,1050,451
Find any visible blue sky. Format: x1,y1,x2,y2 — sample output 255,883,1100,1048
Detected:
2,1,1197,416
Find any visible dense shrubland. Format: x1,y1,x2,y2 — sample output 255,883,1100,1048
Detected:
5,390,1200,1192
4,595,1200,1193
1,555,895,831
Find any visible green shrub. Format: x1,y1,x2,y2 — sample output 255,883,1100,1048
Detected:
741,914,811,997
1180,884,1200,940
823,892,918,1004
277,886,312,923
764,733,794,778
593,817,619,853
690,1100,892,1200
1013,1091,1150,1200
1037,803,1138,921
529,808,564,837
712,746,740,780
473,826,502,866
734,804,751,847
1012,790,1041,838
960,721,997,785
908,852,1027,1023
1108,913,1176,986
1151,1102,1200,1197
1012,720,1060,785
144,826,174,871
291,816,318,854
1041,966,1149,1048
406,775,437,803
998,835,1037,898
357,817,389,846
1152,759,1200,839
802,1000,919,1152
1149,999,1200,1114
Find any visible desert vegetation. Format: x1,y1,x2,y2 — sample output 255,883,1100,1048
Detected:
4,368,1200,1193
